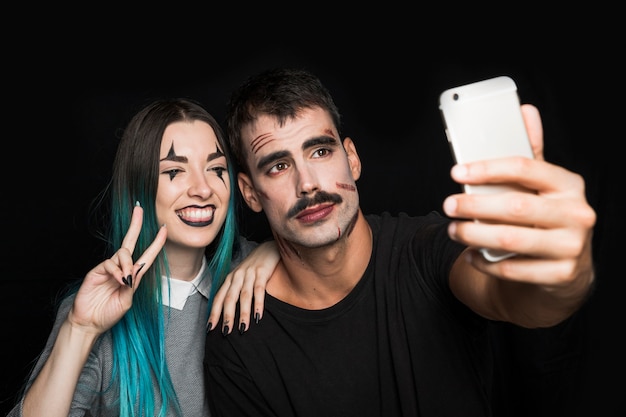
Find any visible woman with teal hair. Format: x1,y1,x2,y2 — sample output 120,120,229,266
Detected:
8,98,279,416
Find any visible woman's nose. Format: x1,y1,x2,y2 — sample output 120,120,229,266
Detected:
188,172,214,198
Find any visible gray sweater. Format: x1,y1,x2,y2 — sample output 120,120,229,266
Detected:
8,238,256,417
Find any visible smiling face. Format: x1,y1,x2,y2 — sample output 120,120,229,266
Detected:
238,106,362,250
157,120,230,251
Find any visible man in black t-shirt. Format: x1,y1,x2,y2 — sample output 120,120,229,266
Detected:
205,68,596,416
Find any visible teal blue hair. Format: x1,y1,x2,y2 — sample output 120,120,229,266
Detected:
95,98,238,416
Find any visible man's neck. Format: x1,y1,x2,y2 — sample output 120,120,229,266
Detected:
267,212,372,309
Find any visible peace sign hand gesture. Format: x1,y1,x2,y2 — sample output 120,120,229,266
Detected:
68,203,167,335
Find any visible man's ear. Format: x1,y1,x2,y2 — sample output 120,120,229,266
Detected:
342,137,362,181
238,172,263,213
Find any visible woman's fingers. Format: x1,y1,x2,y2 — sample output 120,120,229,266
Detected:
106,223,166,318
209,241,279,335
209,271,266,335
208,279,227,332
208,272,239,335
71,208,167,333
107,204,144,286
208,268,255,335
109,204,166,289
130,224,167,290
120,203,144,254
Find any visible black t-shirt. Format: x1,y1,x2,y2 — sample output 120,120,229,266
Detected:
205,212,492,417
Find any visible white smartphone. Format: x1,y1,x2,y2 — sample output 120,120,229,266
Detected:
438,75,534,262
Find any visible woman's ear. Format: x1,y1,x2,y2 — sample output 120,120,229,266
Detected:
238,173,263,213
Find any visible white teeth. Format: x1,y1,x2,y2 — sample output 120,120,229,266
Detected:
176,207,215,221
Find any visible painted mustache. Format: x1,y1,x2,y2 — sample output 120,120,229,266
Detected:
287,191,343,218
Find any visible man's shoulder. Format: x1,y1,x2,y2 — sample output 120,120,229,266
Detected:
365,211,455,253
365,211,448,229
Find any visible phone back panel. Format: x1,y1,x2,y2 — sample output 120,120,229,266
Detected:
438,76,534,261
438,75,534,195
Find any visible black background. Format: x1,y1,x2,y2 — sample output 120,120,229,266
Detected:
1,15,623,416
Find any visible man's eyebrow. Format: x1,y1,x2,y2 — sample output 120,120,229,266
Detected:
257,150,291,171
255,135,339,171
302,135,338,149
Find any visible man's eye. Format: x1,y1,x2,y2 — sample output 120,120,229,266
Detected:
268,162,288,174
313,148,330,158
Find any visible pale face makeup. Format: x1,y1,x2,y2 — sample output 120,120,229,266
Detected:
157,120,230,255
239,107,361,251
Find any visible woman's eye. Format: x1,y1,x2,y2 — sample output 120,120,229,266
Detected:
164,169,181,180
211,167,227,179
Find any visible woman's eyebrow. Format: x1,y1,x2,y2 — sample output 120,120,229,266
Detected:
207,147,225,162
160,145,225,163
160,144,186,162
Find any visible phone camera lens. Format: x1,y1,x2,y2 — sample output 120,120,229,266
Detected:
453,93,459,101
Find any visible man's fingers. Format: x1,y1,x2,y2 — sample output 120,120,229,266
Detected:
520,104,544,161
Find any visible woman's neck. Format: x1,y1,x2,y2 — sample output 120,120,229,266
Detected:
163,245,206,281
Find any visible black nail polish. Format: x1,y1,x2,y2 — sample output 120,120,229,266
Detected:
255,312,260,324
239,323,246,334
206,322,213,332
126,275,133,288
122,277,129,286
222,325,229,336
135,263,146,277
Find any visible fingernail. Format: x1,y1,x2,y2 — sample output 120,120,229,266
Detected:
443,197,457,216
222,325,229,336
126,274,133,288
135,263,146,277
255,312,260,324
206,321,213,333
122,276,129,287
451,164,468,178
239,323,246,334
447,221,457,238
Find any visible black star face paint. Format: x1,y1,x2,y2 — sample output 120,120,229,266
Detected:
161,143,187,181
208,144,227,186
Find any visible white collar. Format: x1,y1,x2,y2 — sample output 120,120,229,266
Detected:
161,257,212,310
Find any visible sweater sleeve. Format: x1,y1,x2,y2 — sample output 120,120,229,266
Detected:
5,295,74,417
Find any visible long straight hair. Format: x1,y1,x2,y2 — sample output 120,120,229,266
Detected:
94,98,238,416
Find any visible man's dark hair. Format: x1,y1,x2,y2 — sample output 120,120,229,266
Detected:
225,67,342,174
